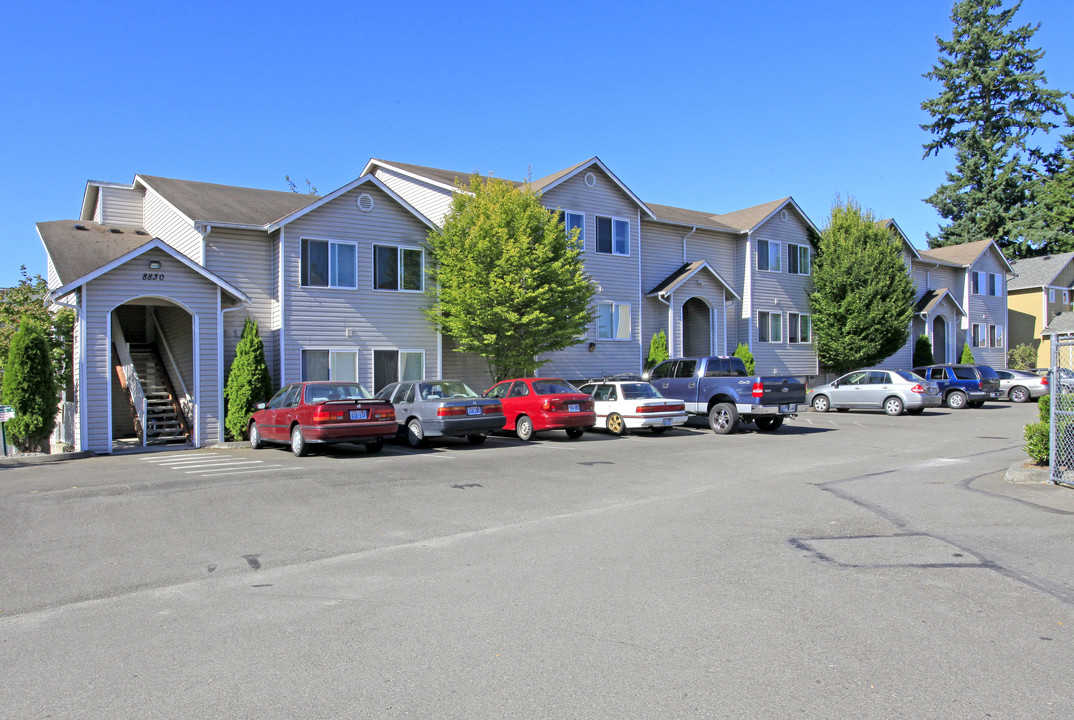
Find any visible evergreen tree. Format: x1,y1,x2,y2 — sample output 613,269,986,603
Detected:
223,318,273,440
921,0,1068,256
960,342,976,363
1035,118,1074,252
0,266,74,395
913,334,935,367
809,199,916,375
645,330,669,370
1,319,57,451
425,174,595,382
733,343,755,376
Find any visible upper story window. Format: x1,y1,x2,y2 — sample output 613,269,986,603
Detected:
757,240,781,272
374,245,423,291
788,243,811,275
301,238,357,288
596,302,631,339
1049,288,1057,303
596,216,629,255
971,271,1002,296
560,211,584,250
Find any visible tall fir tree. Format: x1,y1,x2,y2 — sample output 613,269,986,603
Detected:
921,0,1067,256
223,318,273,441
809,199,916,375
1034,117,1074,252
1,319,57,451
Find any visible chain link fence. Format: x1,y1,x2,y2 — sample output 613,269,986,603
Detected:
1051,337,1074,488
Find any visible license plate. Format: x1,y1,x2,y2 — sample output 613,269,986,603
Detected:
467,406,482,416
350,410,368,420
662,417,673,426
567,404,580,413
779,404,794,413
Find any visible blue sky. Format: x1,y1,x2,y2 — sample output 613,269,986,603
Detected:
2,0,1071,289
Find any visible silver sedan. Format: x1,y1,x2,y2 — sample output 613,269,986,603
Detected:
995,369,1048,403
808,369,943,416
375,379,506,447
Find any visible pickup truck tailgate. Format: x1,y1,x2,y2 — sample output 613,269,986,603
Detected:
758,377,806,405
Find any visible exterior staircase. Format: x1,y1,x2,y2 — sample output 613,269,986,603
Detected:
128,344,190,445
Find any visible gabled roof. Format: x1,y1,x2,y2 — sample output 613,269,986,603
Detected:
266,174,437,232
136,175,320,228
915,287,965,317
645,203,743,233
1043,311,1074,337
530,157,655,219
714,197,821,236
1008,252,1074,291
646,260,742,301
38,220,248,304
878,219,922,260
918,239,1015,274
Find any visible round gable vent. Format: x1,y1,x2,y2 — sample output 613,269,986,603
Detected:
584,171,597,188
356,193,375,212
779,209,789,222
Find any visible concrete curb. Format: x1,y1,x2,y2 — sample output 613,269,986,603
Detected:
0,451,95,468
1006,460,1050,484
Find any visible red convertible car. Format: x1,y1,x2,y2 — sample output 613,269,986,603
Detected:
248,381,397,456
483,377,596,441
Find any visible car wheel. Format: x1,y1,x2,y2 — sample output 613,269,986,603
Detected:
606,412,628,436
467,433,487,445
708,402,738,435
565,427,586,439
883,396,904,416
406,418,426,448
365,438,384,453
651,426,670,434
516,415,535,441
290,425,307,457
249,422,263,450
906,408,924,416
812,395,830,413
1009,386,1030,403
946,390,967,409
755,416,783,431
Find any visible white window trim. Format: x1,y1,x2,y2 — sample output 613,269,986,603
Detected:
561,210,585,251
788,243,811,276
372,243,425,293
1064,290,1070,304
594,215,631,257
1049,288,1057,303
758,310,782,343
757,239,782,273
300,236,358,290
300,348,359,381
596,301,631,340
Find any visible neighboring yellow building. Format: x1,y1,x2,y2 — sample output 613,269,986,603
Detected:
1008,252,1074,367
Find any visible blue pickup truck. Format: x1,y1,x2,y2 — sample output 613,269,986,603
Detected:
645,356,807,434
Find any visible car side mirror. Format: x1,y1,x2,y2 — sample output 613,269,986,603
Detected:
831,381,839,389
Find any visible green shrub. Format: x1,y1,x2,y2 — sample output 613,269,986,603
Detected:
960,342,975,364
733,343,755,375
1024,421,1050,465
1007,343,1037,370
1038,393,1050,422
912,334,934,367
1,319,57,451
224,318,274,441
645,330,669,370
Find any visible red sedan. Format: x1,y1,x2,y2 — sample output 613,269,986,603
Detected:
483,377,596,441
248,381,397,456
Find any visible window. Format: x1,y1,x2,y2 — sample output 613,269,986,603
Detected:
373,245,423,291
989,324,1000,348
973,271,1001,296
788,244,811,275
758,311,782,343
595,216,629,255
1065,291,1070,304
561,211,584,250
596,302,631,339
650,361,675,380
972,324,1002,348
301,239,357,288
987,273,998,296
757,240,781,272
675,360,698,378
372,349,424,392
1050,288,1057,303
788,313,811,344
301,350,358,381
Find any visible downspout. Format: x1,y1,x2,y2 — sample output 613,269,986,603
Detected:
197,224,212,266
220,297,246,445
744,230,754,351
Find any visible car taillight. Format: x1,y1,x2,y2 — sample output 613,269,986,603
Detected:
910,384,925,394
313,406,344,423
542,399,558,412
752,382,764,398
436,406,466,417
484,403,503,414
373,407,394,420
637,402,685,413
1042,377,1049,386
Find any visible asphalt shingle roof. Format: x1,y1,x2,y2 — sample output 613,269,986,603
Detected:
1008,252,1074,290
37,221,153,286
137,175,320,226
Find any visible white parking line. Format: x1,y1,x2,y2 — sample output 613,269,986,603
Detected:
182,461,267,473
199,466,297,477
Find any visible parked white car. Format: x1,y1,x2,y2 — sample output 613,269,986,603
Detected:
995,369,1048,402
577,380,688,435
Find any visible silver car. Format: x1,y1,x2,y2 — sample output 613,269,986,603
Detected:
808,369,942,416
995,369,1048,402
375,379,506,447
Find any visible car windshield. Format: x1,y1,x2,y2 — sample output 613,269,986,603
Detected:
894,371,925,382
533,379,579,395
621,383,662,400
419,381,478,400
304,383,372,402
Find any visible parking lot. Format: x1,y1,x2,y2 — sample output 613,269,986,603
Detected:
2,401,1073,718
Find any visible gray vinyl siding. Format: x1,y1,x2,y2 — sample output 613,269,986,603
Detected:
441,334,495,392
154,304,195,412
46,256,59,290
99,186,145,227
81,247,221,452
966,250,1009,368
281,183,440,391
373,168,455,227
143,189,203,263
748,210,817,376
537,167,643,379
204,228,277,382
